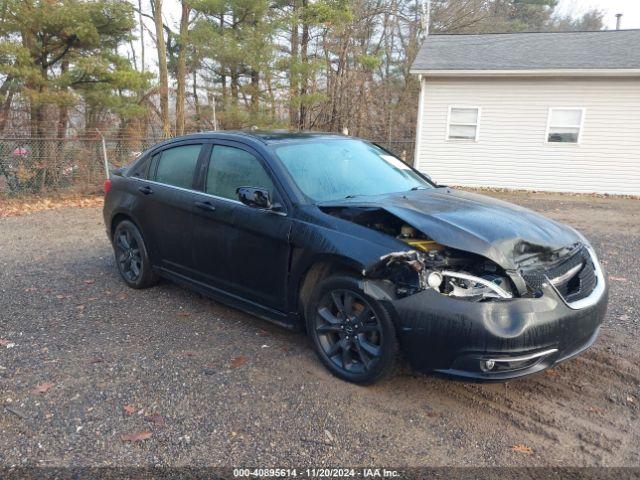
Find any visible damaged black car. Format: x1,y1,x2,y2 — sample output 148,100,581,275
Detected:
103,132,608,384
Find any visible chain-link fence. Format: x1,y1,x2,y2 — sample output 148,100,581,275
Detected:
0,136,415,197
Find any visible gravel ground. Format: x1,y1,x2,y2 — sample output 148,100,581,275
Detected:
1,191,639,468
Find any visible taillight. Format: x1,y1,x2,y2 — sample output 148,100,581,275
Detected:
104,179,112,195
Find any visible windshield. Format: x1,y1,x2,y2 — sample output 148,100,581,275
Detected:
273,139,432,202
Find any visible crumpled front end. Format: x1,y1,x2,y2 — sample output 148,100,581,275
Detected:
365,245,608,380
390,281,607,380
321,197,609,380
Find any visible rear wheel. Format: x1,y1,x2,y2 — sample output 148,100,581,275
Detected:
113,220,158,289
306,275,399,384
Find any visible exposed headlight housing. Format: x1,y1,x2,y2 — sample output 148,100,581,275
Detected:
427,271,443,289
428,270,513,300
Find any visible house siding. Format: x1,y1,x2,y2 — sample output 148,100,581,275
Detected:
414,77,640,195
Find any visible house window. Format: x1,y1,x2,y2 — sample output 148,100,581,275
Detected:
447,106,480,141
546,108,585,144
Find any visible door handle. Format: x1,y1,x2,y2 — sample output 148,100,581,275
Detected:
195,200,216,212
138,185,153,195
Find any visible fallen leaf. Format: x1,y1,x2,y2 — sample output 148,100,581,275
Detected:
545,369,558,377
588,406,603,414
0,339,11,346
0,195,103,218
89,357,104,364
84,279,95,285
31,382,55,394
609,276,628,282
231,355,248,368
512,444,533,454
123,405,136,415
55,295,65,299
117,293,128,300
177,312,191,317
627,396,635,404
324,429,335,443
121,431,152,442
145,413,165,426
24,287,37,292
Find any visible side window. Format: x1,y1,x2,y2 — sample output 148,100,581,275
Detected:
447,106,480,141
154,144,202,189
206,145,275,200
129,155,152,179
546,108,584,144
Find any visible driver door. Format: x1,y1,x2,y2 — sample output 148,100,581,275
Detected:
191,142,292,311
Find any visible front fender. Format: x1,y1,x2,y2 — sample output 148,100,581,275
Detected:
287,220,404,312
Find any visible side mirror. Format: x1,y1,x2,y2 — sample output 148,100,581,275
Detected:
236,186,273,210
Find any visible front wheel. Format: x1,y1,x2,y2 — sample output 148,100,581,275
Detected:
305,275,399,384
113,220,158,289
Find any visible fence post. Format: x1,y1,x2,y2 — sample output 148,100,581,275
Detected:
97,129,110,180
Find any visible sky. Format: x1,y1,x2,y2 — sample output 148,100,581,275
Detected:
556,0,640,29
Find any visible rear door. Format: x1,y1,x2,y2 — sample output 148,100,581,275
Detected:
141,141,205,276
191,141,292,311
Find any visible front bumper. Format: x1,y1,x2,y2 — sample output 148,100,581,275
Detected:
389,279,608,381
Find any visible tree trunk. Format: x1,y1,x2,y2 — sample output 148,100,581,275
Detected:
0,75,14,134
152,0,171,137
298,0,309,130
289,1,299,129
193,69,200,123
175,1,190,135
230,69,239,108
250,69,259,115
138,0,145,72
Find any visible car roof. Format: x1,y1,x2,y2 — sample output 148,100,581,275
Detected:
158,130,349,146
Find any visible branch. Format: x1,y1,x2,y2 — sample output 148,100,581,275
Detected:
43,35,78,69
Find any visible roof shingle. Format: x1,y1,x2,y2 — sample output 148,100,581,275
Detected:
411,30,640,72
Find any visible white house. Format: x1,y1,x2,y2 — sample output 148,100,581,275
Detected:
410,30,640,195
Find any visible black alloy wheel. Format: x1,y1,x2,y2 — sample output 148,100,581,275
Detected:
306,275,398,384
115,228,141,283
113,220,158,289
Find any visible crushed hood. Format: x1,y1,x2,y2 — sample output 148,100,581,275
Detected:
320,188,582,270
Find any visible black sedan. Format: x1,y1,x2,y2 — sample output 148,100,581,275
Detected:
103,131,608,384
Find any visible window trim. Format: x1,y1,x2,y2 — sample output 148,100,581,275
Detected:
446,105,481,142
545,107,586,145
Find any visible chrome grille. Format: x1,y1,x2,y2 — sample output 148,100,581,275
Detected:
523,246,598,303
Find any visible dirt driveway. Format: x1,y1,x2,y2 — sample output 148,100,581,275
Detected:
1,191,639,467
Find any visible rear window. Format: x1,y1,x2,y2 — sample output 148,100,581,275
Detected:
128,155,152,179
153,144,202,189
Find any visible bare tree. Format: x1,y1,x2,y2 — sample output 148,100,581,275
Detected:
175,0,191,135
152,0,171,137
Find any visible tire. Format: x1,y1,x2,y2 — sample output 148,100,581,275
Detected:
305,275,399,384
113,220,159,289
